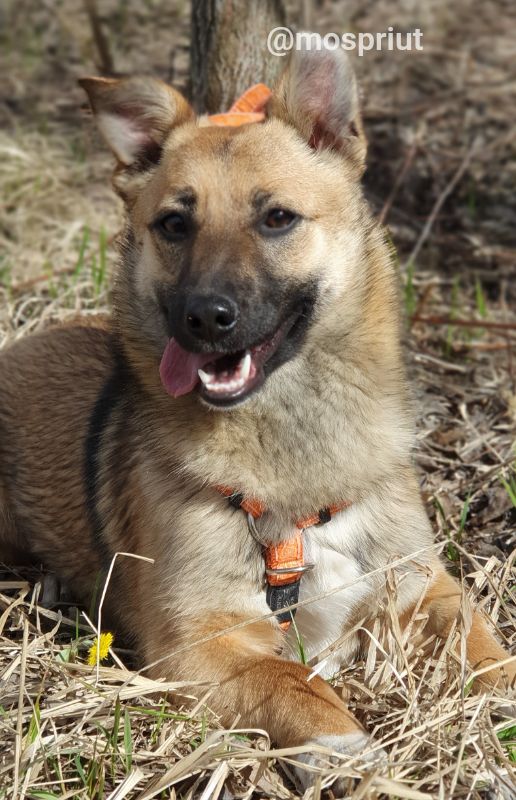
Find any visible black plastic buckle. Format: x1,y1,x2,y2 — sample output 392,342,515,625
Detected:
228,492,244,510
316,507,332,525
266,580,300,625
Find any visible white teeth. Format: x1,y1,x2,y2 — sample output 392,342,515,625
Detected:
198,350,254,396
205,378,246,394
197,368,211,386
240,351,251,381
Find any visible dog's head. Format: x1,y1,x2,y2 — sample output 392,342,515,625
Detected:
81,46,370,409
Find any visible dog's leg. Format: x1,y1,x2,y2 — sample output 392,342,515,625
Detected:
143,616,382,790
403,566,515,689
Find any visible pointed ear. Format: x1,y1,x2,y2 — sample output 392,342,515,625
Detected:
79,76,194,166
268,43,366,174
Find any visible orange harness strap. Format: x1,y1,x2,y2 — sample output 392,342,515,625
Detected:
215,485,351,630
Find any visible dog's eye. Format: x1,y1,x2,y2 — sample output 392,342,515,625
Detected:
261,208,298,234
156,213,189,241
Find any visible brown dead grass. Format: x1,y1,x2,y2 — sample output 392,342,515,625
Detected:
0,1,515,798
0,542,514,798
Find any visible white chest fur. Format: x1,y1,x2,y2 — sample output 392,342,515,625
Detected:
282,513,372,677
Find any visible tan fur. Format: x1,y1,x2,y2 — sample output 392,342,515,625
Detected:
407,569,515,689
143,613,363,746
0,46,512,768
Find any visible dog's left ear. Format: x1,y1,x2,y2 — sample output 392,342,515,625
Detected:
268,43,366,175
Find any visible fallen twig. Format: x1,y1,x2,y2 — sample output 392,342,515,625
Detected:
83,0,115,75
411,315,516,332
379,128,424,225
405,139,478,268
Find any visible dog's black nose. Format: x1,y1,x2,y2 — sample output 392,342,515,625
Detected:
184,294,238,342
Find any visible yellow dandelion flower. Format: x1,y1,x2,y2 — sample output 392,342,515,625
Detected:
88,631,114,666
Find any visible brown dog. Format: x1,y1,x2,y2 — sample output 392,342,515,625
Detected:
0,44,513,789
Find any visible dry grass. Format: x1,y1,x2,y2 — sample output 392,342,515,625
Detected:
1,1,516,798
0,541,514,798
0,128,120,287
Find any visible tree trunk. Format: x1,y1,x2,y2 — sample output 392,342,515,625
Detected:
190,0,286,114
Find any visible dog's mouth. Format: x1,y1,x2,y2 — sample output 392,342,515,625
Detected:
159,313,301,407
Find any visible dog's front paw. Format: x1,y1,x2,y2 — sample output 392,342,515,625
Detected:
291,732,386,796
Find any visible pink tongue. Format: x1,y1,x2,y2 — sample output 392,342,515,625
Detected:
159,338,219,398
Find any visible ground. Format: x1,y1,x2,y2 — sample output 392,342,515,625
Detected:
0,1,515,798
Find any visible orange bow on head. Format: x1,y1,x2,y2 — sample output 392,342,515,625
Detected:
206,83,272,127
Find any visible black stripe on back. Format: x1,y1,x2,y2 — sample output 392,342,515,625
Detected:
84,346,128,569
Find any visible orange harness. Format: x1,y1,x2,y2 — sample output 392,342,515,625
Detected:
216,486,351,630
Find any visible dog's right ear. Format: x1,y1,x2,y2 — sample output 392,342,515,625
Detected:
79,76,194,166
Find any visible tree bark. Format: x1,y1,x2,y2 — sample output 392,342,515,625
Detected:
190,0,286,114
